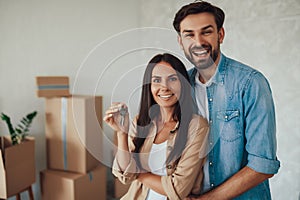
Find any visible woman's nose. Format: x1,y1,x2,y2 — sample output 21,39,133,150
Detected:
160,79,169,90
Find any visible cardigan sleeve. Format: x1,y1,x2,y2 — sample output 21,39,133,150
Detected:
112,116,141,184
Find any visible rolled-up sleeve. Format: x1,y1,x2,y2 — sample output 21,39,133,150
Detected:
244,72,280,174
112,155,140,184
161,117,209,199
247,154,280,174
112,116,141,184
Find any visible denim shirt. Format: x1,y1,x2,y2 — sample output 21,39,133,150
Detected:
188,54,280,199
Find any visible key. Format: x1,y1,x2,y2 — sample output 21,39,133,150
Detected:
119,106,127,126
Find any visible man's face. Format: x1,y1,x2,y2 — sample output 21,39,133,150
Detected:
178,12,224,70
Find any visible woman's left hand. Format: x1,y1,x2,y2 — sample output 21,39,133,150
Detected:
103,102,129,133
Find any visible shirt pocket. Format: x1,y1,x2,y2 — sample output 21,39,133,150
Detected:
216,110,242,142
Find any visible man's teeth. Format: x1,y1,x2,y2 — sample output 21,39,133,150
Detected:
194,50,208,56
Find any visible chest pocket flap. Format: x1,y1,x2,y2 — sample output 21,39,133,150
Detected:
217,110,239,122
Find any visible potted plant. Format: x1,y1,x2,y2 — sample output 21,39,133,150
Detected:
0,111,37,198
1,111,37,145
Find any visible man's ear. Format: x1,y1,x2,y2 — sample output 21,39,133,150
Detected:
219,27,225,44
177,34,184,50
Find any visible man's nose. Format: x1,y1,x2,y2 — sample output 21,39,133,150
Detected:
194,35,204,46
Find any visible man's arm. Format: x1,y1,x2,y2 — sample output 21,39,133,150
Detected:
187,166,273,200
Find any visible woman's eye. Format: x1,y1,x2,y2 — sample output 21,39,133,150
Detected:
152,78,160,83
169,77,178,82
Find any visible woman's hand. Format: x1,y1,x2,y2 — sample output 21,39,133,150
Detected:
103,102,129,133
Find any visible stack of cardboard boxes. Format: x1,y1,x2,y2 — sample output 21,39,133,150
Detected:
36,76,106,200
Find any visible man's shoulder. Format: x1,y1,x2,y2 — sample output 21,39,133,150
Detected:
222,54,271,89
222,54,267,80
223,54,256,73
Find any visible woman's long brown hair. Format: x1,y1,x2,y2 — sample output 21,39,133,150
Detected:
132,53,195,167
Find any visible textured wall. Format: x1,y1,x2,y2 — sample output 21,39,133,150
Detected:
139,0,300,199
0,0,299,199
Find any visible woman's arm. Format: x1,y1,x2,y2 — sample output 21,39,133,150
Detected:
138,173,167,195
104,103,139,184
115,131,131,171
138,117,209,199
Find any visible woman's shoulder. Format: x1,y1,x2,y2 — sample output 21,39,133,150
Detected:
186,114,209,144
189,114,209,128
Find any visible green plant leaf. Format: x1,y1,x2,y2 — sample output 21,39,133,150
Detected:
1,111,37,145
15,128,22,134
1,112,16,136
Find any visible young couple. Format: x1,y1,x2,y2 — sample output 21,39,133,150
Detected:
104,1,280,200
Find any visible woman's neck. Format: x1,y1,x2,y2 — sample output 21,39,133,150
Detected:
159,107,175,123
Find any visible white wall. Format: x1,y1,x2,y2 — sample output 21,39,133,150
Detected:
0,0,140,199
0,0,299,199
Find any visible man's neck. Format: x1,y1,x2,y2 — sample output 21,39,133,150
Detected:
197,53,221,84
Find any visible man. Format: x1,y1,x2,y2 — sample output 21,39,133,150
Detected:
173,1,280,199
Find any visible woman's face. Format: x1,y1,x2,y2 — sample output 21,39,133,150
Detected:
151,61,181,109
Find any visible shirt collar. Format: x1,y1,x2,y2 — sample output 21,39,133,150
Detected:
193,53,225,86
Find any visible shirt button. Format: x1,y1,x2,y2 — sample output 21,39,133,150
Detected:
209,98,213,102
167,165,172,169
209,162,213,166
224,115,228,119
211,183,214,187
209,120,213,124
209,142,213,146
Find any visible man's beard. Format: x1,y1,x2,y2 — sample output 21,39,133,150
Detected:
185,43,220,70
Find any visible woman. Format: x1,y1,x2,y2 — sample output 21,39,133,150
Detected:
104,53,208,200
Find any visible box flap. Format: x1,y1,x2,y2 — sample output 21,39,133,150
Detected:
36,76,69,85
0,148,8,198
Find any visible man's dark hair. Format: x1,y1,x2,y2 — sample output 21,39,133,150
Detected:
173,1,225,33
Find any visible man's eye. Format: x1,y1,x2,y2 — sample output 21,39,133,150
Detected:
184,34,194,38
203,30,212,35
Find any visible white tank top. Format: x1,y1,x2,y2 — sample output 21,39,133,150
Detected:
146,141,167,200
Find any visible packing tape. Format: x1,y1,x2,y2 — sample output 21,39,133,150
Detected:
61,97,68,170
38,85,69,90
89,172,93,181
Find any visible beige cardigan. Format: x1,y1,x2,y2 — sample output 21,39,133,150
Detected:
112,114,209,200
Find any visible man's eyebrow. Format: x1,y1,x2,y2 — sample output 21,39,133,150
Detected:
182,25,214,33
202,25,214,30
182,29,194,33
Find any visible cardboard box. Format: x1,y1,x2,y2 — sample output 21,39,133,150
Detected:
45,95,103,173
0,136,35,199
114,178,130,198
36,76,70,97
41,165,106,200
